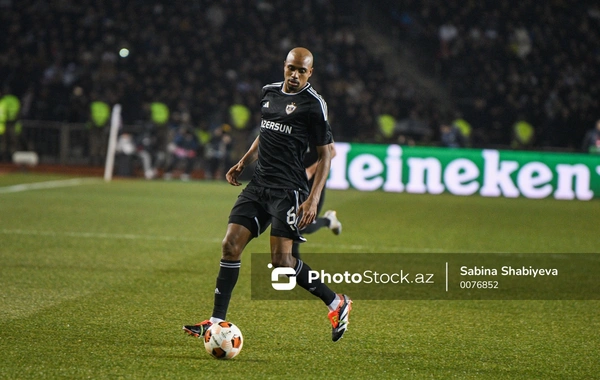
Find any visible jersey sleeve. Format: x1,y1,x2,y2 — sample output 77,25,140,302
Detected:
260,86,267,104
308,98,333,146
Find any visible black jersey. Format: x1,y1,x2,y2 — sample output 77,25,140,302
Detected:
251,82,333,193
303,143,319,168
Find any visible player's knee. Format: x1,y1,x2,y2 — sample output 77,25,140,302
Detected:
221,237,243,261
221,224,252,260
271,254,295,268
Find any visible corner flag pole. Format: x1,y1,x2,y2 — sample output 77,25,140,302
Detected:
104,104,122,182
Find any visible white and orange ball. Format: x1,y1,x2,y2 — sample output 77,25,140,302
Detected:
203,321,244,359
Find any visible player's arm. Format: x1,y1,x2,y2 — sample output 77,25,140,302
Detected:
226,136,259,186
305,144,336,180
298,143,332,229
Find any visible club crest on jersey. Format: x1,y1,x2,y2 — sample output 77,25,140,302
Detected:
285,102,297,114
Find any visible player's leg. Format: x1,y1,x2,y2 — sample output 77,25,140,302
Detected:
182,223,252,338
212,222,254,319
270,189,352,341
270,235,352,341
292,187,341,259
316,186,342,235
293,186,324,258
301,187,342,235
184,186,269,337
322,210,342,235
270,235,334,303
291,241,301,260
301,217,329,234
216,187,271,322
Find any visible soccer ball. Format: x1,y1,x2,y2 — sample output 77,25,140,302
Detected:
203,321,244,359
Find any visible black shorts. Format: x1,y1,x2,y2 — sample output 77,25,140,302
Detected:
228,185,308,242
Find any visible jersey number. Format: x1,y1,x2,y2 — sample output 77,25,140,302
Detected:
286,206,297,228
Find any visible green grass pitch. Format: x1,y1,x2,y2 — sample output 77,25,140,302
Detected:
0,173,598,379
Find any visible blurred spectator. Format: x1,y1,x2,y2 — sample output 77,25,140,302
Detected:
114,133,136,177
228,103,251,131
396,134,416,147
87,96,110,166
146,100,170,170
205,124,232,180
395,109,432,143
581,119,600,154
451,114,472,147
374,114,396,143
135,123,160,179
439,123,466,148
163,126,200,181
511,119,535,150
0,89,23,161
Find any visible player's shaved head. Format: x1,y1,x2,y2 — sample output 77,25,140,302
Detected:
283,47,314,93
286,47,314,68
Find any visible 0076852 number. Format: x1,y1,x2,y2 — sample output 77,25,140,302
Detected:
459,280,499,289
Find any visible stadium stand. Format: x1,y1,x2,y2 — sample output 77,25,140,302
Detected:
375,0,600,149
0,0,598,167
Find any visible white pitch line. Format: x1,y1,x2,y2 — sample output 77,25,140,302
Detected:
307,242,503,253
0,228,504,253
0,228,222,243
0,178,101,194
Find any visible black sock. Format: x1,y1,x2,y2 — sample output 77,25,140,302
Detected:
212,259,241,320
302,217,329,234
293,259,336,305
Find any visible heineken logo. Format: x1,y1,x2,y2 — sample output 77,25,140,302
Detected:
327,143,600,200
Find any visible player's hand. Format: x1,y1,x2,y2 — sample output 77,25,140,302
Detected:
297,198,318,230
226,163,245,186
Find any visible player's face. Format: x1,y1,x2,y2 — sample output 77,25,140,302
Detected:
283,55,313,93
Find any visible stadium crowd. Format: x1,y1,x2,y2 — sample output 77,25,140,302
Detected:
381,0,600,150
1,0,599,166
1,0,421,144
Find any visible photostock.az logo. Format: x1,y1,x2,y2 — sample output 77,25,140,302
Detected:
268,263,296,290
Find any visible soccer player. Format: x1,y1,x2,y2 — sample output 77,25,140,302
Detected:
183,47,352,342
291,142,342,260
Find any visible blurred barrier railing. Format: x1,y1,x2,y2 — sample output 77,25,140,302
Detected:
9,120,580,168
15,120,141,166
18,120,89,165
